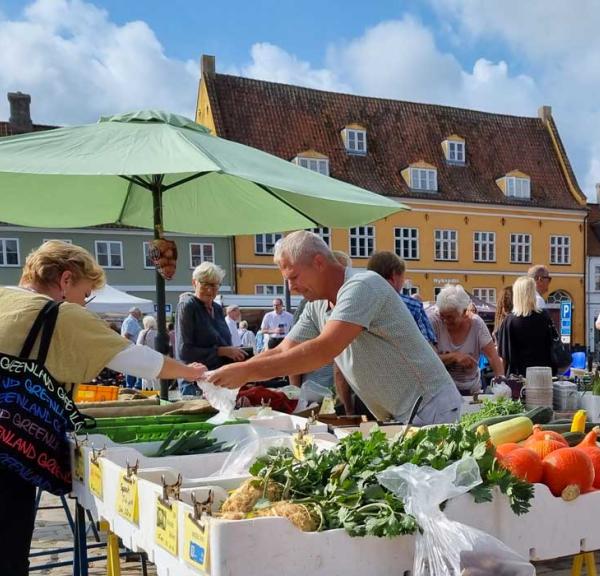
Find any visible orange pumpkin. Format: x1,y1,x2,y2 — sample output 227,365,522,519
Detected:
542,447,595,499
523,425,568,448
577,427,600,448
498,447,543,483
575,427,600,489
495,443,521,458
527,434,566,460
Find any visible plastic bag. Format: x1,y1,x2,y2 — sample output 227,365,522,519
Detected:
196,376,239,424
377,457,535,576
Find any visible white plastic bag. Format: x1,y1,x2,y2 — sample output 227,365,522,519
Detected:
196,376,239,424
377,457,535,576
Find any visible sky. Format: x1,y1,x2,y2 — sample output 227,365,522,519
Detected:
1,0,600,198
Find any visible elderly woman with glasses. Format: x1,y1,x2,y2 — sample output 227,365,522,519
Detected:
427,284,504,395
175,262,247,395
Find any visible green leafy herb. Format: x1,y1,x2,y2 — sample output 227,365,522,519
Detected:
459,397,524,428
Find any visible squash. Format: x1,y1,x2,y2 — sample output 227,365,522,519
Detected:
523,425,569,448
571,410,588,433
498,447,543,483
495,443,521,458
542,447,595,499
575,427,600,489
562,432,585,447
485,416,533,447
470,406,552,433
527,434,566,460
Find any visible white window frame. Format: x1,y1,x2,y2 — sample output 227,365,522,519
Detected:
142,241,154,269
309,227,331,246
189,242,215,268
394,227,419,260
0,238,20,267
295,156,329,176
550,235,570,265
434,229,458,261
401,285,420,297
510,233,532,264
410,167,437,191
349,226,375,258
43,238,72,244
473,231,496,262
506,176,531,199
447,141,465,163
345,128,367,154
595,266,600,292
255,233,283,255
95,240,123,269
255,284,285,296
472,288,497,305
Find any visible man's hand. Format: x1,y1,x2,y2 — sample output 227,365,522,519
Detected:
218,346,248,362
207,363,250,389
184,362,207,381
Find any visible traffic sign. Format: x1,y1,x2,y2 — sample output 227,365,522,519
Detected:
560,301,572,344
154,303,172,315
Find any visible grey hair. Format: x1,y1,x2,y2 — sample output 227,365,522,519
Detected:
332,250,352,267
436,284,472,313
273,230,335,265
239,320,248,329
142,315,157,330
528,264,549,279
192,261,226,284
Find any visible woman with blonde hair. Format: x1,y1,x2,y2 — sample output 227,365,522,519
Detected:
497,276,555,376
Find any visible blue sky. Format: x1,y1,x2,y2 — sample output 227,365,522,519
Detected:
1,0,600,197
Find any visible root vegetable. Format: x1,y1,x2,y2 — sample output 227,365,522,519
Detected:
220,479,283,514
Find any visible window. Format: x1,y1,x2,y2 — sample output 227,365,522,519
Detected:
0,238,19,267
255,284,285,296
510,233,532,263
548,290,571,305
401,286,419,297
309,227,331,246
506,176,531,199
472,288,497,305
295,156,329,176
189,243,214,268
434,286,444,298
95,240,123,268
349,226,375,258
550,235,570,265
473,231,496,262
394,227,419,260
255,233,283,255
434,229,458,261
595,266,600,291
447,141,465,163
43,238,72,244
410,168,437,191
143,242,154,269
345,129,367,154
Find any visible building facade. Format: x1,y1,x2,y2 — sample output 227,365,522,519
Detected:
586,201,600,353
196,55,588,344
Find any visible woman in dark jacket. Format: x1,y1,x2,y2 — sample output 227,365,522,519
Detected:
176,262,247,395
497,276,555,376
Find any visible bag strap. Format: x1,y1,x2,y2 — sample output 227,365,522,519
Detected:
19,300,61,365
19,300,56,358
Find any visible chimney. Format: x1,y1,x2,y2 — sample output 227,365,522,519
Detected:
8,92,33,133
538,105,552,124
201,54,215,76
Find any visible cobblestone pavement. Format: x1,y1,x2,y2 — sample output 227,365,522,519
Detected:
31,493,591,575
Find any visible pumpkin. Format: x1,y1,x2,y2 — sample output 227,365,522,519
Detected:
527,434,566,460
498,447,543,483
542,447,595,499
575,427,600,489
523,425,568,448
495,443,521,458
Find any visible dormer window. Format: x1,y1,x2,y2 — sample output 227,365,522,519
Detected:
496,171,531,199
401,161,438,192
442,135,465,164
341,124,367,155
293,150,329,176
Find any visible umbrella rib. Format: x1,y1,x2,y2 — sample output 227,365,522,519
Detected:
161,171,212,192
254,182,319,226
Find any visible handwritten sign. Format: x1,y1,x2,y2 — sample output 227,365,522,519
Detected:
155,498,178,556
89,458,103,499
292,432,313,461
183,513,210,571
116,471,138,523
73,446,84,483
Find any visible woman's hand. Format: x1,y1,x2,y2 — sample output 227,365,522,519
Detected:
183,362,207,381
218,346,249,362
453,352,477,369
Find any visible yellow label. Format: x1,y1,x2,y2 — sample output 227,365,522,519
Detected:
155,499,178,556
319,396,336,415
88,458,103,499
73,447,84,483
116,472,139,524
292,432,313,461
183,513,210,571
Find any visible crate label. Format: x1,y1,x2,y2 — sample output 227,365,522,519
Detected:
73,446,84,483
183,513,210,572
155,499,178,556
116,472,139,524
292,432,313,461
88,458,103,499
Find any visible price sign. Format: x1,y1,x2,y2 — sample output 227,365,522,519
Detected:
116,471,139,524
73,446,84,483
183,513,210,571
155,498,178,556
88,458,103,499
319,396,336,415
292,432,313,461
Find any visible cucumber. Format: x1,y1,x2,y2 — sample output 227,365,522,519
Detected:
526,406,554,425
562,431,585,447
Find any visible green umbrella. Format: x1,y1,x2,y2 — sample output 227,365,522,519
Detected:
0,110,407,397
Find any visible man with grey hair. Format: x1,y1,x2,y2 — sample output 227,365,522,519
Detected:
225,304,242,346
208,231,461,424
121,306,143,388
528,264,551,309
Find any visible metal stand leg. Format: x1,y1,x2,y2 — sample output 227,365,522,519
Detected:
74,502,89,576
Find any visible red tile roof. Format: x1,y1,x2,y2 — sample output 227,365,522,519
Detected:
203,73,585,210
0,121,57,137
587,204,600,257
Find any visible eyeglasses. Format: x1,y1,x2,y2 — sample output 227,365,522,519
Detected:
199,282,221,290
538,276,552,281
84,294,97,306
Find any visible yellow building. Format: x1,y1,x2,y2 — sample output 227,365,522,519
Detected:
196,55,588,344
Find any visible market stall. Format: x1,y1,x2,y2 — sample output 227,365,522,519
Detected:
86,284,154,315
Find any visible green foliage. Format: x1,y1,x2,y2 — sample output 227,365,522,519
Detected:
459,397,524,428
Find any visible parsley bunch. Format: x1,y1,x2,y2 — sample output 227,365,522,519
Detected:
459,397,524,429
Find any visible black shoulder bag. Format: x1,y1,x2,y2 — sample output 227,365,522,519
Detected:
0,300,87,495
545,311,572,371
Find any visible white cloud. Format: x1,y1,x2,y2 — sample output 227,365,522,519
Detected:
0,0,198,125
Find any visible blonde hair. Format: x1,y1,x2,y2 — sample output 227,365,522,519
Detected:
142,315,157,330
192,261,226,284
21,240,105,290
512,276,540,316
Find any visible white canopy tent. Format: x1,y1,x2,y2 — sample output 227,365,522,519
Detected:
88,284,154,315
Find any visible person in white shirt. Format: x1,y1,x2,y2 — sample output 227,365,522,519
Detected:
238,320,257,351
528,264,552,309
261,297,294,349
225,304,242,346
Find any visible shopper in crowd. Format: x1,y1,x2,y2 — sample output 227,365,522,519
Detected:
367,251,436,345
208,231,461,425
255,329,265,353
0,241,206,576
494,286,513,339
260,297,294,349
167,321,176,357
427,284,504,395
120,306,143,388
176,262,247,395
136,315,160,390
528,264,552,309
225,304,242,346
238,320,257,351
497,276,556,376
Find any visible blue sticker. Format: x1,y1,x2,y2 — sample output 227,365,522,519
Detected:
189,541,205,564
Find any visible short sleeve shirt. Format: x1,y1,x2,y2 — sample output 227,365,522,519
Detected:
121,314,142,343
288,271,455,421
261,310,294,339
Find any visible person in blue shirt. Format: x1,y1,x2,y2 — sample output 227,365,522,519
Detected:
120,306,143,388
367,251,437,345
